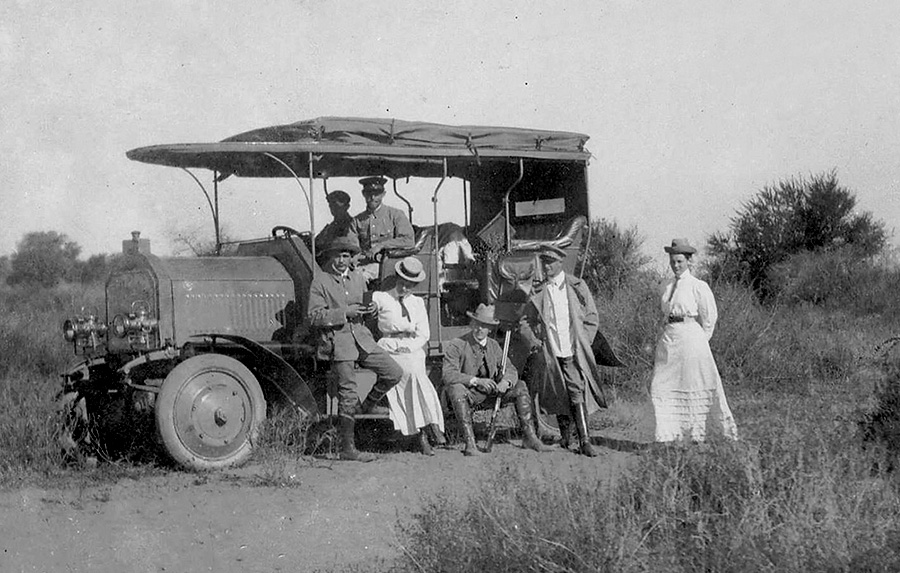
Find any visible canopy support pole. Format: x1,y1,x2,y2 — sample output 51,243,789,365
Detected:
262,152,315,263
180,167,220,255
503,160,525,252
392,178,414,225
431,159,448,345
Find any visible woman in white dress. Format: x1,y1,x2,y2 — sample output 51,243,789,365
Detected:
650,238,738,443
371,257,445,455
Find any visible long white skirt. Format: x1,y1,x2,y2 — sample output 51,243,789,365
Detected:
380,345,445,436
650,321,738,442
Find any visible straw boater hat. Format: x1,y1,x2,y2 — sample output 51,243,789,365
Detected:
466,303,500,326
323,235,360,255
395,256,426,283
359,176,387,195
664,238,697,255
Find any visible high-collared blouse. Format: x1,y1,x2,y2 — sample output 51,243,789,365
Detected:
662,270,718,340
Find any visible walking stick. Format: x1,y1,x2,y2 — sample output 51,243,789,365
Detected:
482,329,511,453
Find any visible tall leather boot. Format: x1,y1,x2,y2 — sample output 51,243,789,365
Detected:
450,397,480,456
429,423,447,447
359,389,390,416
557,414,573,450
417,430,435,456
515,394,550,452
338,416,376,462
573,402,598,457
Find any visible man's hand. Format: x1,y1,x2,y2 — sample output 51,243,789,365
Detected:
473,378,498,394
496,380,511,394
345,303,374,319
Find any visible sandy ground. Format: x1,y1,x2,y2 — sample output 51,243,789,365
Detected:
0,437,638,573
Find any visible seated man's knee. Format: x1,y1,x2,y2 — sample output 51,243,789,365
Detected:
445,384,468,402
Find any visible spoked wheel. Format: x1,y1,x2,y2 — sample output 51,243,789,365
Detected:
156,354,266,471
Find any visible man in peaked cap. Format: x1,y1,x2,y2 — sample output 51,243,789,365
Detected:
351,176,415,281
517,244,622,457
442,303,548,456
314,190,356,262
307,234,404,462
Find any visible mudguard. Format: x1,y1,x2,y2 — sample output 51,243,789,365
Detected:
200,334,319,419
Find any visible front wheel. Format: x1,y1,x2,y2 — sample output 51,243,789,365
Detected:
156,354,266,471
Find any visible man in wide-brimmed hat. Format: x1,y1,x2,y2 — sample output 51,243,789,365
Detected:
442,303,548,456
351,176,415,281
307,234,404,462
518,244,622,457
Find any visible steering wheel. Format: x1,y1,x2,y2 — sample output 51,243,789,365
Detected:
271,225,305,239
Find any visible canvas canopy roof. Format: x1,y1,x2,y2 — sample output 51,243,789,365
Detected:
126,116,591,180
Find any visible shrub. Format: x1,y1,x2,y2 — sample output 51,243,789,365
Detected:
394,433,900,573
581,218,651,297
707,171,887,299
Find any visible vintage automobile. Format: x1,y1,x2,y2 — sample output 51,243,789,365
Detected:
59,116,596,470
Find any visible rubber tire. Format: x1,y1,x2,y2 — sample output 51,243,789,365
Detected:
156,354,266,471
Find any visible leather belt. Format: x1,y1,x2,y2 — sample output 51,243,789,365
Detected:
667,315,695,324
382,332,414,338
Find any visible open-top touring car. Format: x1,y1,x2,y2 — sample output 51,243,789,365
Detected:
59,116,597,470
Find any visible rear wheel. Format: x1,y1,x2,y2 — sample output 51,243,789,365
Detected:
156,354,266,470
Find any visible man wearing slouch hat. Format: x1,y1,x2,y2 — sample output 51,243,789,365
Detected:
518,245,622,457
307,234,404,462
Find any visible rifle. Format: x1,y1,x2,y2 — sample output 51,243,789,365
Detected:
482,329,512,453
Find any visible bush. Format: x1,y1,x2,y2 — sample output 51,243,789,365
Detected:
582,219,651,297
394,432,900,573
707,171,887,298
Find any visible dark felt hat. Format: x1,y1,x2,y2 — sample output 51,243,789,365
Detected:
466,303,500,326
538,244,567,261
359,176,387,194
395,256,426,283
326,190,351,205
664,238,697,255
322,234,360,255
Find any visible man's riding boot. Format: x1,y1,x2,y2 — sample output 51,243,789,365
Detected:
557,414,573,450
359,390,390,416
450,397,480,456
338,416,376,462
515,394,550,452
573,402,598,457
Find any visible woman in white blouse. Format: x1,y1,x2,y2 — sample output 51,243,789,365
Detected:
649,238,738,443
371,257,445,454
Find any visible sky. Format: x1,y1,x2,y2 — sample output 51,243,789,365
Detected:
2,0,900,265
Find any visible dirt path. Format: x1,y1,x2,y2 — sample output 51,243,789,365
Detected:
0,442,635,573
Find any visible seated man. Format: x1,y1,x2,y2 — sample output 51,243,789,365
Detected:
307,235,404,462
314,190,355,261
351,176,415,280
442,303,547,456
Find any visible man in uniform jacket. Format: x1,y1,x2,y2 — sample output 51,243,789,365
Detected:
351,176,415,281
443,304,547,456
518,245,622,457
308,234,404,462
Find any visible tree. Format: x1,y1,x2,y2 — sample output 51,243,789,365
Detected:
7,231,82,287
581,219,651,296
706,171,887,297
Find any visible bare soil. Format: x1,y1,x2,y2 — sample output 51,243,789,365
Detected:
0,438,637,573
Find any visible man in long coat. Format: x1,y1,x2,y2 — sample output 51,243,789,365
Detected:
307,234,404,462
443,304,547,456
518,245,622,457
